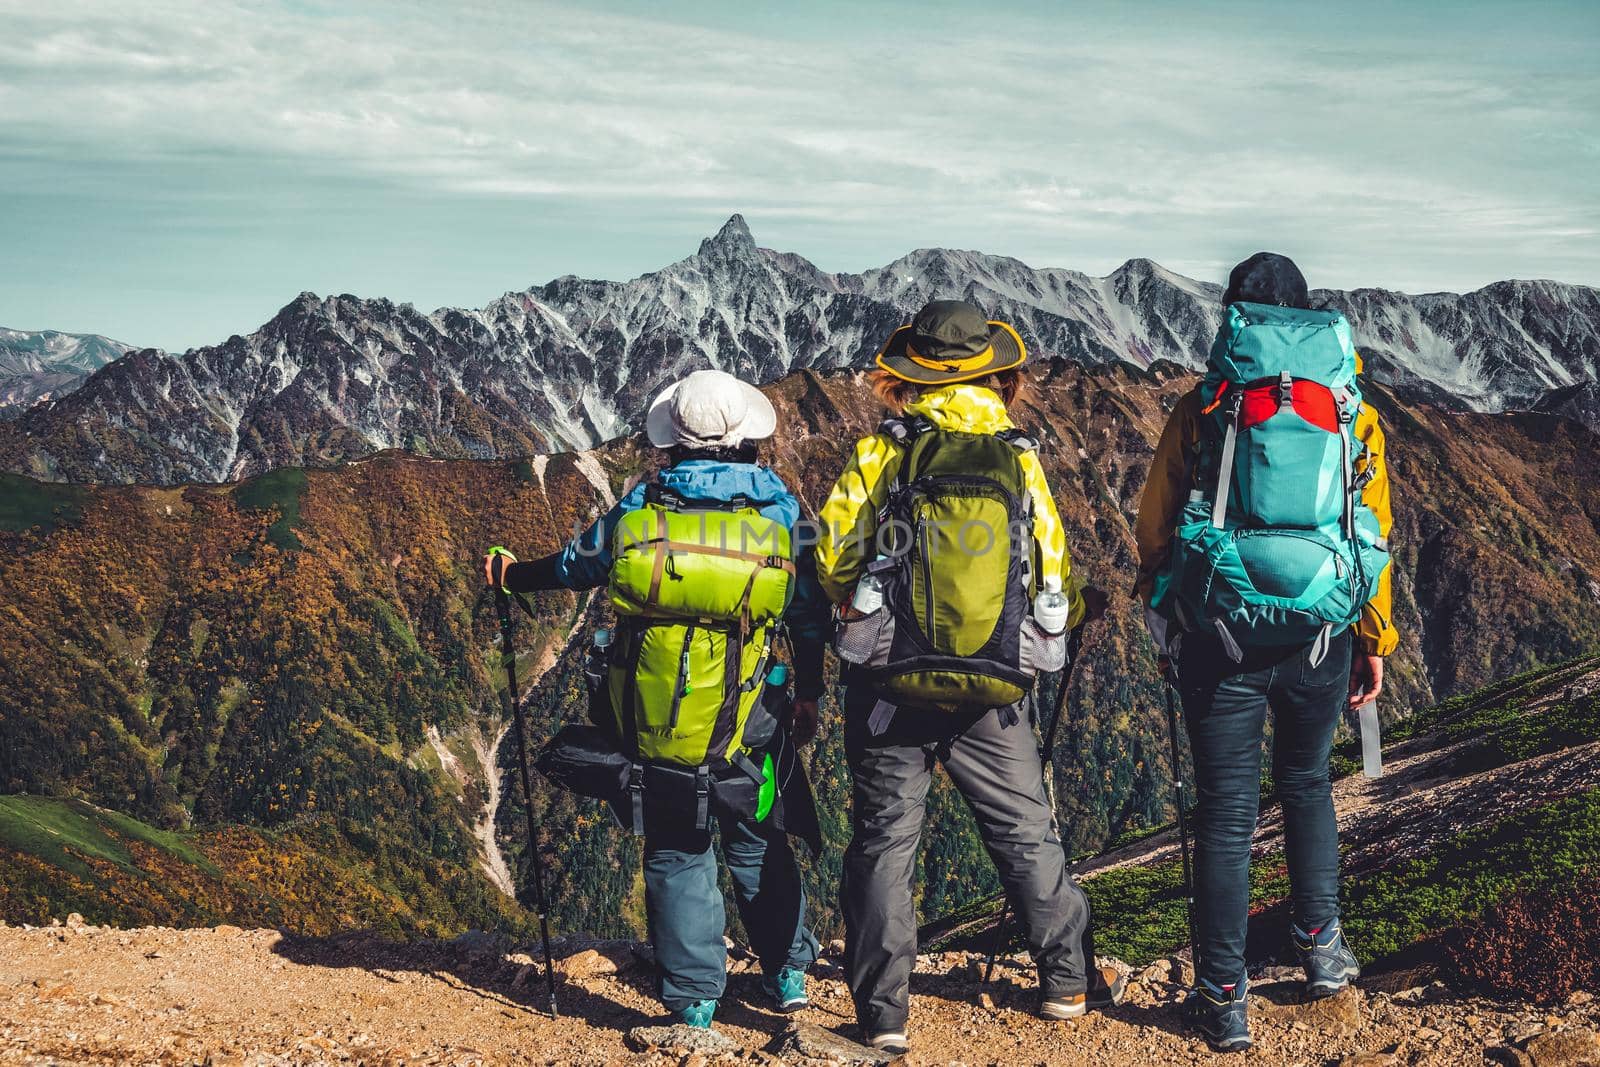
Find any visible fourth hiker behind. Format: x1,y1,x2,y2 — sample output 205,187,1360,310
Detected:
816,300,1121,1057
1137,254,1396,1053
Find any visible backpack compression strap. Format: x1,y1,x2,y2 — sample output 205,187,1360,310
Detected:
630,507,796,609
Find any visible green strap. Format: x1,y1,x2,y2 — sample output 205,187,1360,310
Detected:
754,751,776,822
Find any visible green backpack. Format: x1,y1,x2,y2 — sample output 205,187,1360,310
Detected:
838,417,1060,711
602,482,795,775
1152,302,1390,661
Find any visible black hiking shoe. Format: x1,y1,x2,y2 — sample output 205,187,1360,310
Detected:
1184,977,1252,1053
1293,917,1360,999
867,1030,909,1055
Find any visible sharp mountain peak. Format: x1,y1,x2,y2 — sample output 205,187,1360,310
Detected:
3,217,1597,483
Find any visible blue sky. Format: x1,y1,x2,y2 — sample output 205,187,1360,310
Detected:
1,0,1596,351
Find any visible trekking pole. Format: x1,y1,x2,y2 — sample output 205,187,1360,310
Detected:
983,625,1085,988
1163,683,1199,964
488,547,559,1017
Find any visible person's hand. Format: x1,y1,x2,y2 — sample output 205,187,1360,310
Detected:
483,550,516,588
1157,655,1178,688
1081,585,1110,624
788,699,819,747
1349,653,1384,710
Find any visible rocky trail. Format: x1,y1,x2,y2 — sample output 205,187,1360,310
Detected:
4,919,1597,1067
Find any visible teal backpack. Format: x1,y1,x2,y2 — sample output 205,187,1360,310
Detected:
1153,302,1390,662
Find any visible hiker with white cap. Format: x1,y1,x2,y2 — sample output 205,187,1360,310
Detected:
484,367,826,1031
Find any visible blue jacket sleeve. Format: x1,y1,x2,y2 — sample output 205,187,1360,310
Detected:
786,540,831,700
553,482,647,591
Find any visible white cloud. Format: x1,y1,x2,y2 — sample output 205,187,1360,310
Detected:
0,0,1595,301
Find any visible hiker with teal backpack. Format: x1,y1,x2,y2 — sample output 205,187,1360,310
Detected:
816,300,1123,1056
1136,254,1397,1053
483,369,825,1031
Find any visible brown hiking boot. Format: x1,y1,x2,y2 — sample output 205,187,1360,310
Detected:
1038,966,1127,1019
1089,965,1128,1009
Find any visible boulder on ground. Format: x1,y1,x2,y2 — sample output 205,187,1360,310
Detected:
554,947,617,980
1521,1026,1600,1067
1255,985,1365,1036
624,1023,738,1056
770,1020,897,1065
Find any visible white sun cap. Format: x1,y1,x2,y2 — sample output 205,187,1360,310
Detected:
645,369,777,449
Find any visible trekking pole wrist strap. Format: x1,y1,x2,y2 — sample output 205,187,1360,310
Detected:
488,545,513,594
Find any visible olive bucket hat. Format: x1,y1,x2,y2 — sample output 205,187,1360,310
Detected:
875,299,1027,385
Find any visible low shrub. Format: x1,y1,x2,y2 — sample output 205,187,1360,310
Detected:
1446,874,1600,1005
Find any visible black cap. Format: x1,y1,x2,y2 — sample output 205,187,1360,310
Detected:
1223,253,1310,309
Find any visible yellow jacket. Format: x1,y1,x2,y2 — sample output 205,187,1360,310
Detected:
1134,386,1398,656
815,383,1088,628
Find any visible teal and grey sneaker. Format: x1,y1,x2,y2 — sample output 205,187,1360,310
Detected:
1293,917,1361,999
1184,977,1252,1053
678,998,717,1029
761,966,809,1013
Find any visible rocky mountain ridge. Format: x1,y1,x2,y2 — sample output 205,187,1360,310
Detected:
0,327,132,417
5,215,1598,484
8,360,1597,947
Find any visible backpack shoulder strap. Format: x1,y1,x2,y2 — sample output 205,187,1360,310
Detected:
1210,392,1243,529
644,473,749,513
994,427,1038,453
643,477,679,510
878,415,933,494
877,414,933,446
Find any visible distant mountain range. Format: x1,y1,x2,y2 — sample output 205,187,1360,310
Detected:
3,215,1598,484
0,329,132,418
5,363,1599,943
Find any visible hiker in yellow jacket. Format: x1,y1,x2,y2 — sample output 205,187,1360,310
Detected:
1135,253,1395,1053
815,300,1121,1056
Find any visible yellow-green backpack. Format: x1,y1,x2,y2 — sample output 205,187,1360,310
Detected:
602,482,795,769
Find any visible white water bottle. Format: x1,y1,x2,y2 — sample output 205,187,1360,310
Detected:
851,563,886,615
1033,575,1070,635
1358,699,1383,778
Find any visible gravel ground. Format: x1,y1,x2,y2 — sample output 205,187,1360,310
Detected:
3,919,1597,1066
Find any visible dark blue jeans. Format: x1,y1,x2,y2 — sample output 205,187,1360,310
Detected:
1176,626,1352,987
643,814,819,1011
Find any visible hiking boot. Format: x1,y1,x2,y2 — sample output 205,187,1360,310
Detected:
1039,966,1128,1019
677,998,716,1029
1293,917,1360,999
1089,965,1129,1009
1184,977,1252,1053
761,966,809,1013
867,1031,909,1055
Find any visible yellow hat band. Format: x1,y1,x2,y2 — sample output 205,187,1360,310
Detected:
905,341,996,373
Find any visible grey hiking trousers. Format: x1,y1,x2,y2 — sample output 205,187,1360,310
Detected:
840,679,1094,1033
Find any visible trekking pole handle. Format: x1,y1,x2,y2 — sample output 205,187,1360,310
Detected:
487,545,513,594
